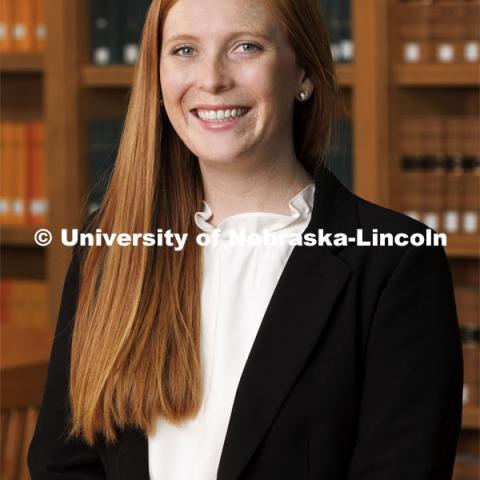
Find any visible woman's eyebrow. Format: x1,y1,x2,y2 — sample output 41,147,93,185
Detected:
164,31,272,45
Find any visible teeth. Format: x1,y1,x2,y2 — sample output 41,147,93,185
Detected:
196,108,248,122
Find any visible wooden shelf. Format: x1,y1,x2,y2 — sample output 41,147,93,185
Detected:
82,64,355,89
462,405,480,430
336,64,354,88
1,325,54,370
0,226,44,247
393,64,480,87
445,234,480,258
82,65,134,88
0,53,44,74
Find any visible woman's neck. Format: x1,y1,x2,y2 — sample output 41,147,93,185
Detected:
198,155,314,227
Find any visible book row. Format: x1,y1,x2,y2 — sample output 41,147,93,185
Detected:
90,0,152,66
400,156,480,235
0,0,46,53
399,115,479,234
0,279,48,329
396,0,480,64
400,116,479,157
0,119,122,226
0,121,47,226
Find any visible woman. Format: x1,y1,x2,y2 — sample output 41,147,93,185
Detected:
28,0,463,479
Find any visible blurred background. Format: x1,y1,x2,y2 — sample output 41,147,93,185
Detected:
0,0,479,478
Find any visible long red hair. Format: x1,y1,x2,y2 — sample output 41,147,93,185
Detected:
69,0,338,446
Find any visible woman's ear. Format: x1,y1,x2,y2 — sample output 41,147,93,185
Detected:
299,67,314,91
296,70,314,102
301,76,314,94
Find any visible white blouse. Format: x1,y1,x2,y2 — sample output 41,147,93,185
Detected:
148,183,316,480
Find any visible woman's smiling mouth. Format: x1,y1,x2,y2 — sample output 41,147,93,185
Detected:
190,106,252,130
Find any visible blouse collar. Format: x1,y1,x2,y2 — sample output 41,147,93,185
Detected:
194,183,315,235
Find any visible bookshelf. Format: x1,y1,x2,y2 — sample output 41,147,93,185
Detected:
1,0,479,477
386,2,480,476
388,0,480,261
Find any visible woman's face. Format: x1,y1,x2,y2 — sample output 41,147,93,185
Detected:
159,0,313,166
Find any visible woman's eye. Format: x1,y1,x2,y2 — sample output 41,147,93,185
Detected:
172,46,195,56
235,42,261,53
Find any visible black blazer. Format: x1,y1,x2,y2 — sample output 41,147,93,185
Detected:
28,166,463,480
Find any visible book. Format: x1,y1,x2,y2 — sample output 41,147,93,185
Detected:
26,121,48,225
444,156,464,234
12,0,35,52
319,0,353,64
34,0,46,52
90,0,121,65
455,285,480,330
0,121,48,226
399,115,479,235
422,155,447,232
421,117,446,231
0,0,14,52
396,2,432,63
328,118,353,191
444,116,464,233
338,0,353,63
120,0,150,64
0,122,12,223
431,3,463,64
401,156,424,222
88,119,123,213
12,122,28,225
462,157,480,236
464,1,480,63
400,116,425,221
462,343,479,408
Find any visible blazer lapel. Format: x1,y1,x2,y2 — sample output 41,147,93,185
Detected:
217,167,358,480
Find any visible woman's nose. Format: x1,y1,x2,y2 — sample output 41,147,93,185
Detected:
196,54,233,93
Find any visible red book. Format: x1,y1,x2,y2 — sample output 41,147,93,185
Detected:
27,121,48,225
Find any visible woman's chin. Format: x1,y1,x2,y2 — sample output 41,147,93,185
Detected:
195,148,251,166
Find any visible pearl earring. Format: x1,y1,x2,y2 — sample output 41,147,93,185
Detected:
297,90,309,101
